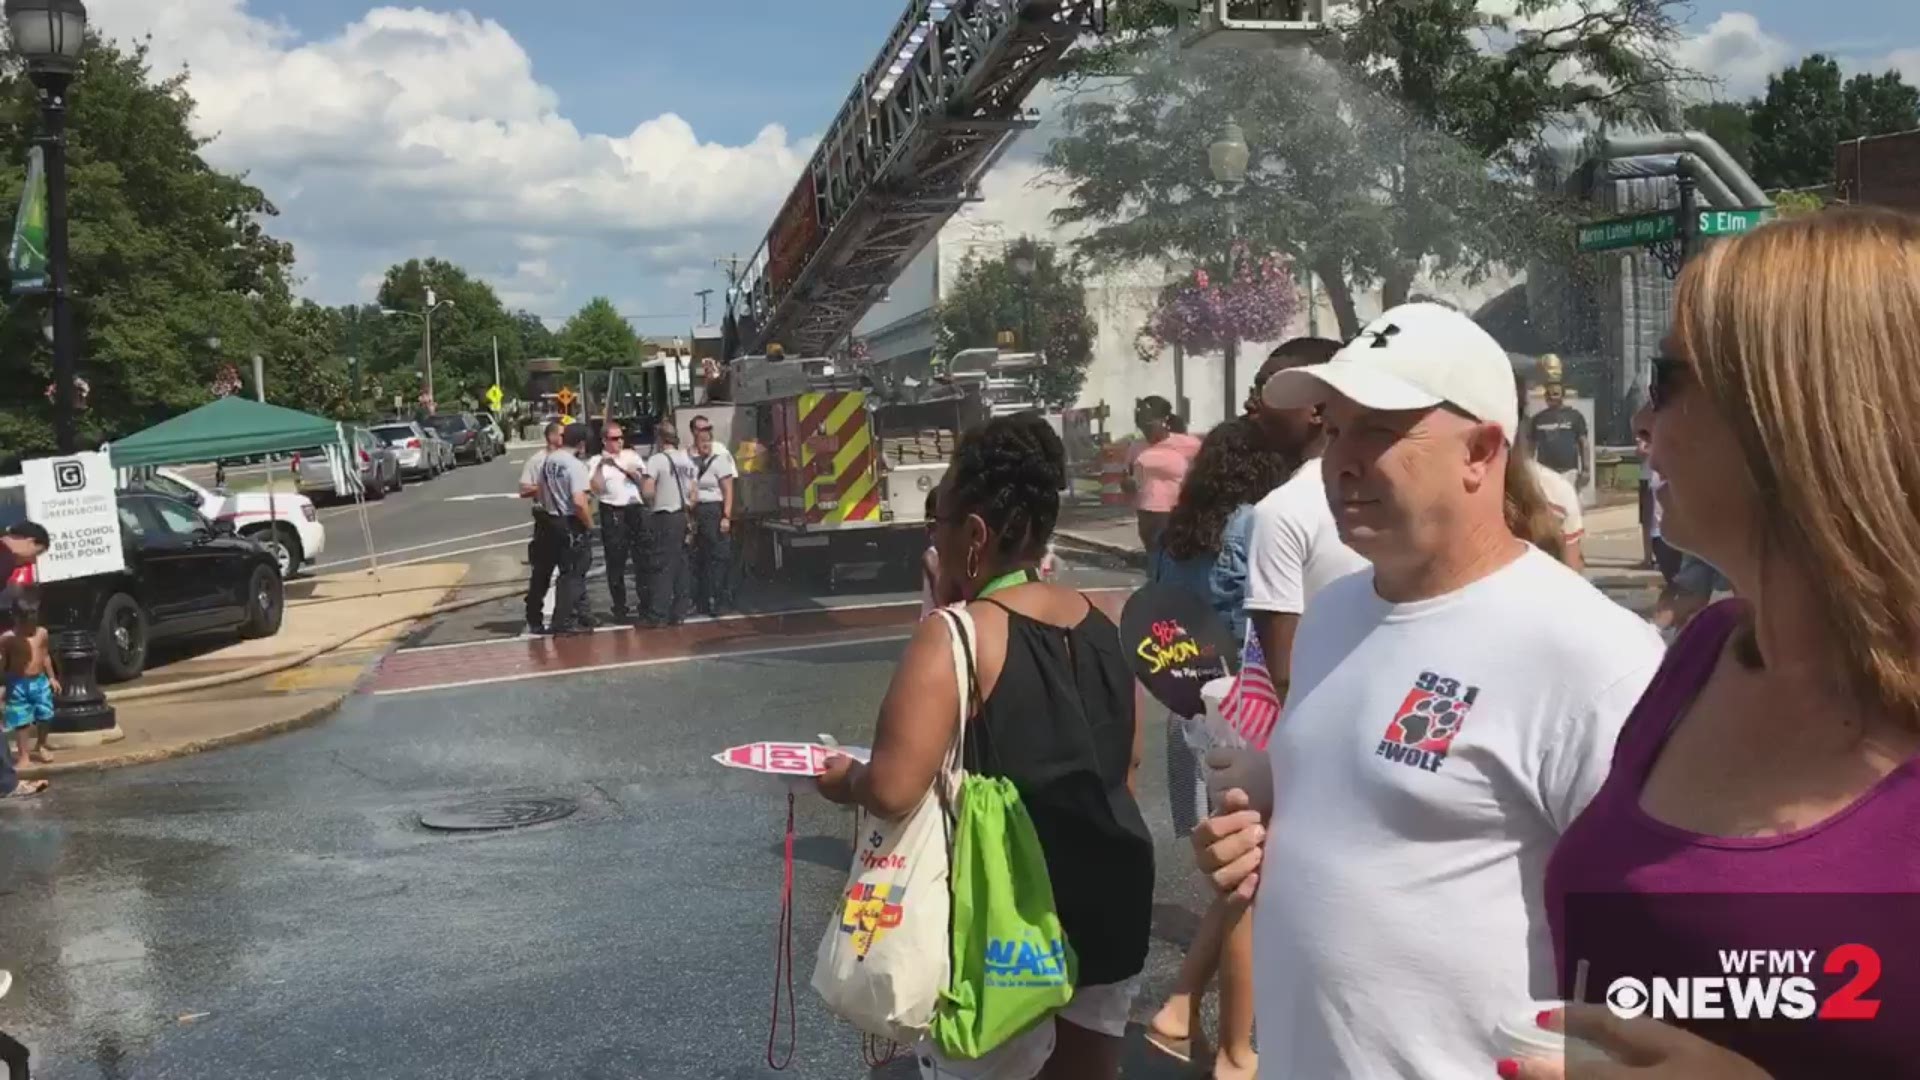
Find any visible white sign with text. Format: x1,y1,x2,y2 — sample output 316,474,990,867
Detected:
23,452,124,582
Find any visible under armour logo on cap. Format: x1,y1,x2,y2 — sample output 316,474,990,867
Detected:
1363,324,1402,349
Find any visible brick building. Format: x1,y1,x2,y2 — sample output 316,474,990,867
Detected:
1836,129,1920,214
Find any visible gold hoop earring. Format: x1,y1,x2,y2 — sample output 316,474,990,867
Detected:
965,547,981,582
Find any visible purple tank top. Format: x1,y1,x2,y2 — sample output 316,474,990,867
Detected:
1546,601,1920,1077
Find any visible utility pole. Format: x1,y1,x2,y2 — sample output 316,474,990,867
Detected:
252,354,265,403
492,334,501,390
423,286,436,410
695,288,714,324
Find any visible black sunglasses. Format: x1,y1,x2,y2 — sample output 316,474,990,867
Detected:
1649,355,1687,411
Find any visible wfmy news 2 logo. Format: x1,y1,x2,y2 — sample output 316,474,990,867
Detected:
1604,944,1884,1023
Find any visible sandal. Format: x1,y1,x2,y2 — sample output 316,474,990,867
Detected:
1144,1029,1193,1064
2,779,48,798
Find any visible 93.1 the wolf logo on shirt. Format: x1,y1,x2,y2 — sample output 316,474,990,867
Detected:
1376,670,1480,773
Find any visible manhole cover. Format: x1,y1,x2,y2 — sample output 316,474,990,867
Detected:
419,796,579,832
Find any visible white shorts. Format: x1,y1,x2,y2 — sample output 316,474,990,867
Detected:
913,976,1142,1080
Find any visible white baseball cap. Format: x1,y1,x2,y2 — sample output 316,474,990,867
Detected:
1263,302,1519,439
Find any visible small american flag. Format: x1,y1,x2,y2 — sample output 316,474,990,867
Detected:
1221,626,1281,750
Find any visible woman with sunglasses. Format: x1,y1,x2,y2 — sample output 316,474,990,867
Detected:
1515,208,1920,1078
821,413,1154,1080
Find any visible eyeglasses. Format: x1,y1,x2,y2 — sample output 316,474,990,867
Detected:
605,433,624,441
692,426,713,434
1649,356,1687,411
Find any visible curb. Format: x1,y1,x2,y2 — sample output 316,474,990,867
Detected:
1053,528,1147,572
20,693,347,777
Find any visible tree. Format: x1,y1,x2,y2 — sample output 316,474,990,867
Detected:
559,297,635,368
935,238,1095,408
373,257,525,411
0,35,297,465
1683,101,1753,169
1047,0,1691,338
511,309,558,359
1748,56,1920,190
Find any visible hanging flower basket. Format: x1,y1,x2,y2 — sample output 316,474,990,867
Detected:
210,364,242,398
1138,249,1301,361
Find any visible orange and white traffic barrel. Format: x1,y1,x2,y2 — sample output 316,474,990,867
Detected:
1100,442,1129,506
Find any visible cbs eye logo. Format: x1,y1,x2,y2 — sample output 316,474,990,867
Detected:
53,459,85,492
1605,976,1651,1019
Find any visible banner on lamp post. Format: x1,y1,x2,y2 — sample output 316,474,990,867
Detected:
9,146,48,296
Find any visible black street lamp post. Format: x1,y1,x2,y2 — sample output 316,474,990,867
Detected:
10,0,116,739
1209,119,1249,422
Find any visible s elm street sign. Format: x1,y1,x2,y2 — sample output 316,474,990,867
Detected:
1576,208,1774,253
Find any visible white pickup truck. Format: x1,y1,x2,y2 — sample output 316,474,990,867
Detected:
122,467,325,577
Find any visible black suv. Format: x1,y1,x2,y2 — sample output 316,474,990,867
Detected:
0,486,284,682
427,412,496,464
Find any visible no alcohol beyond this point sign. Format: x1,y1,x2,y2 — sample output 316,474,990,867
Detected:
22,451,124,582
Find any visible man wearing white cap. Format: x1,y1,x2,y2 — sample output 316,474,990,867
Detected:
1192,303,1663,1078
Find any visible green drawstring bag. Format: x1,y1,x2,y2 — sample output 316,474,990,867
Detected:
930,609,1076,1060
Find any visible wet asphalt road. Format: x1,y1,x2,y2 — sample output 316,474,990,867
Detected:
0,629,1207,1079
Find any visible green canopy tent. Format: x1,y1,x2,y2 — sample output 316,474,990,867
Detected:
106,395,344,468
106,396,377,573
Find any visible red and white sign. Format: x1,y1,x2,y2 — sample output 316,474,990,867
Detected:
712,741,868,777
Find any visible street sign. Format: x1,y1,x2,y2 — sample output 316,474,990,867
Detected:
1696,208,1773,237
22,452,124,582
1577,208,1775,252
555,386,577,413
485,384,503,411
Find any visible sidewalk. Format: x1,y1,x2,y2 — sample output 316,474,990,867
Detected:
25,562,473,776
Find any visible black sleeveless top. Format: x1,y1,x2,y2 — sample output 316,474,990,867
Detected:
968,598,1155,987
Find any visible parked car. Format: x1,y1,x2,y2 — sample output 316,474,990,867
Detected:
428,412,493,464
421,426,457,472
371,421,439,481
123,467,325,579
0,486,284,683
474,412,507,457
293,427,400,503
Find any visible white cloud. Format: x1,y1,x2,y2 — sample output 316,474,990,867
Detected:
1673,12,1795,101
1873,48,1920,84
85,0,811,316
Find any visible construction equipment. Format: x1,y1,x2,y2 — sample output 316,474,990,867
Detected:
725,0,1106,359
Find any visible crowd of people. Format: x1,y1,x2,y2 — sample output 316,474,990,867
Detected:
517,413,738,634
826,206,1919,1079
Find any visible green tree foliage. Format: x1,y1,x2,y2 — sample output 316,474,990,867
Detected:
373,257,528,412
1683,101,1753,169
559,297,636,368
0,35,296,464
935,238,1095,408
1748,56,1920,190
1048,0,1690,337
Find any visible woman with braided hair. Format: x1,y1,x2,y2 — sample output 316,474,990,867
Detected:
819,412,1155,1080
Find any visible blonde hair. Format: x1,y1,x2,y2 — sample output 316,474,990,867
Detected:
1504,452,1565,564
1673,206,1920,722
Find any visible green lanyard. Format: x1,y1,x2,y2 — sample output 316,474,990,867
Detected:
975,567,1039,600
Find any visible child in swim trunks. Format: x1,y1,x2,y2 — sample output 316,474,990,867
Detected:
3,589,58,766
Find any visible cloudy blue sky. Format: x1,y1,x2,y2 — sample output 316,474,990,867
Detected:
84,0,1919,331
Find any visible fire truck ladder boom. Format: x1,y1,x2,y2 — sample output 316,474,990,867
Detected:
728,0,1101,358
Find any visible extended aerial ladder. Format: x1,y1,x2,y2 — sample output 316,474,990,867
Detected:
725,0,1107,359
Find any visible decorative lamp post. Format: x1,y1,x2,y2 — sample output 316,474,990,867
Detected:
1011,249,1037,353
1209,119,1249,420
8,0,116,740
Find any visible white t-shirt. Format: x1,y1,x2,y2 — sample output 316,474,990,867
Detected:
690,445,738,504
1528,461,1585,542
645,448,698,513
1253,547,1664,1079
1244,457,1369,616
587,449,644,507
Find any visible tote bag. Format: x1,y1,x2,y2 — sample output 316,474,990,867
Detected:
810,607,969,1044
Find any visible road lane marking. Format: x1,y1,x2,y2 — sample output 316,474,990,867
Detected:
444,493,522,502
371,633,913,696
310,523,531,571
